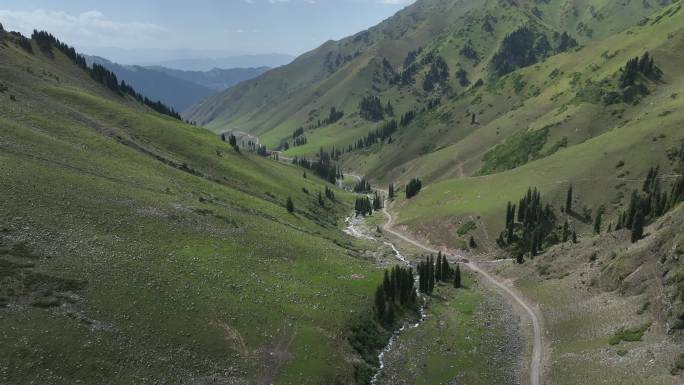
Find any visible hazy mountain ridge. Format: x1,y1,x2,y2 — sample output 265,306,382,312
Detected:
85,56,270,112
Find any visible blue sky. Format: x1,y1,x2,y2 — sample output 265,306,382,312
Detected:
0,0,415,62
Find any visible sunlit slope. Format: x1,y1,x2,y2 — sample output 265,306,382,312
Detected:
185,0,670,156
0,31,378,385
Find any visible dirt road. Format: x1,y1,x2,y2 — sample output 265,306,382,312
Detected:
380,200,543,385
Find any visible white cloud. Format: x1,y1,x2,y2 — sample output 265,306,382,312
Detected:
0,9,166,48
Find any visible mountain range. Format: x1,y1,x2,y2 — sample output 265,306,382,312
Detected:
86,55,270,112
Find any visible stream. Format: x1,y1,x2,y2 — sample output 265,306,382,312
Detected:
344,213,427,385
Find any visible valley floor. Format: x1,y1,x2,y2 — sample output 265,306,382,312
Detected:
346,206,525,385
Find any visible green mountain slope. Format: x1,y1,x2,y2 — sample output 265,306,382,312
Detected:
86,55,217,112
184,0,671,155
0,30,380,385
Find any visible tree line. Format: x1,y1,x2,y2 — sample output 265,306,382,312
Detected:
29,30,182,120
291,148,342,184
614,166,683,242
374,265,418,325
498,187,559,263
417,252,461,295
359,95,393,121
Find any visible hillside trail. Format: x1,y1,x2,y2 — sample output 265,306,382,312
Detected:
345,170,542,385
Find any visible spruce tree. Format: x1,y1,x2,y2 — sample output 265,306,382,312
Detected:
469,236,477,248
631,209,645,243
389,183,395,199
374,286,385,318
286,197,294,213
453,264,461,288
566,185,573,213
593,207,603,235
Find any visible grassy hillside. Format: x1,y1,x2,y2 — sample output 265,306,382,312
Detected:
488,205,684,384
384,1,684,252
184,0,671,161
0,30,383,385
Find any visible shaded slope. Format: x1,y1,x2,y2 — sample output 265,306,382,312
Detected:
0,30,380,385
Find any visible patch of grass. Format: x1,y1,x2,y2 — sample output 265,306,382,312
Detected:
457,220,477,235
476,127,549,175
608,322,651,345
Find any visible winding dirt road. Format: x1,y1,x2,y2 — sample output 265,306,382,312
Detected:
380,199,543,385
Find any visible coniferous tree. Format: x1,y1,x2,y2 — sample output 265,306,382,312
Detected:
389,183,395,199
435,253,443,282
469,236,477,249
428,255,435,294
561,220,569,242
566,185,573,213
631,209,645,243
593,207,603,235
286,197,295,213
406,178,423,199
374,286,385,318
453,264,461,288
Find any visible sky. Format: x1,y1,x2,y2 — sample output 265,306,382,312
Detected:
0,0,415,63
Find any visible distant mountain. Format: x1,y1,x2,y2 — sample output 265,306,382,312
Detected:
145,53,294,71
80,47,294,70
149,66,270,91
86,56,215,112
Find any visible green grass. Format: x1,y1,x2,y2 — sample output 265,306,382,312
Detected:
376,273,518,385
0,34,383,385
456,220,477,235
608,322,652,345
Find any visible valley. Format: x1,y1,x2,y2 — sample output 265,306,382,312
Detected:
1,0,684,384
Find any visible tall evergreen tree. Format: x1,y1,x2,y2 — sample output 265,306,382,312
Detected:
286,197,294,213
593,207,603,235
374,286,385,318
453,264,461,288
566,185,573,213
631,209,645,243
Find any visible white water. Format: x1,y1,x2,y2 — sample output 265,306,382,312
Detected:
344,213,427,385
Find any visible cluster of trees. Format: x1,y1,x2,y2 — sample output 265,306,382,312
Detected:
456,68,470,87
28,30,182,120
354,191,382,216
317,186,336,207
374,265,418,325
423,55,450,92
417,253,461,294
359,95,393,121
460,40,480,64
292,136,307,147
220,133,240,153
291,148,342,184
353,177,372,193
603,52,663,105
355,196,374,217
323,106,344,125
351,119,398,151
400,110,417,127
491,27,576,77
497,187,558,263
405,178,422,199
619,52,662,88
614,166,683,242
